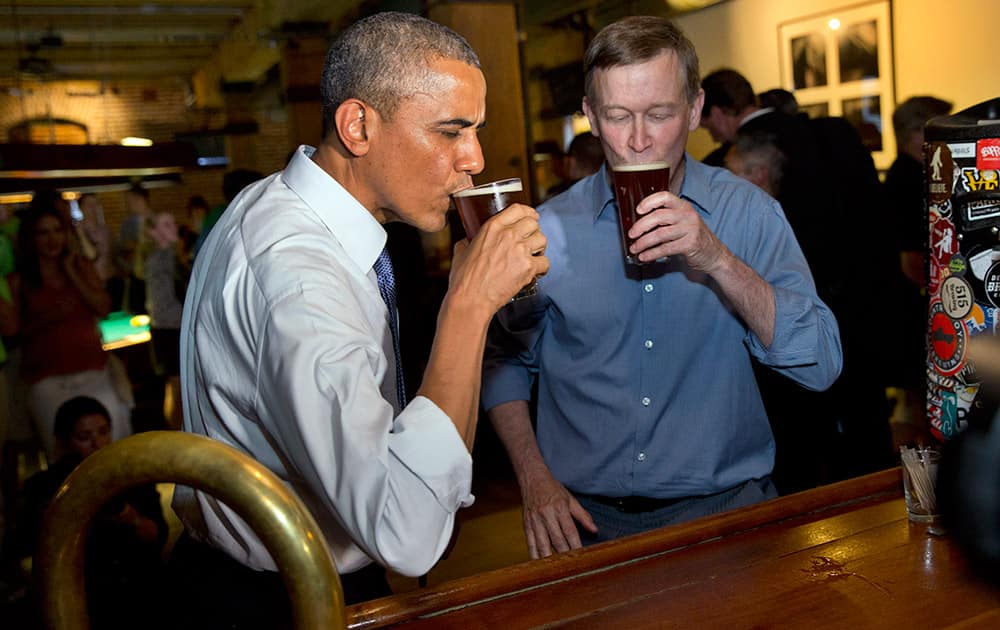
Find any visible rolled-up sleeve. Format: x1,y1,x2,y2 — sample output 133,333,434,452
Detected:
482,295,547,412
743,197,843,391
257,285,472,577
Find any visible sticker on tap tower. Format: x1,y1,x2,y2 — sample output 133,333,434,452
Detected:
929,300,967,377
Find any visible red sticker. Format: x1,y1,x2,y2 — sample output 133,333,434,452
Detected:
978,138,1000,171
929,300,967,377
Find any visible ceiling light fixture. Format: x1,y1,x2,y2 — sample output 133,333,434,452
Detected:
120,137,153,147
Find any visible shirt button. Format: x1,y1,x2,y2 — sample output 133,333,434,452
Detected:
644,283,654,293
637,452,647,462
644,339,654,349
641,396,651,406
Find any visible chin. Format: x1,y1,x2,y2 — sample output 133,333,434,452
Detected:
423,212,449,233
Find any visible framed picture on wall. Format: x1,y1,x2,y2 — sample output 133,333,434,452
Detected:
778,0,895,170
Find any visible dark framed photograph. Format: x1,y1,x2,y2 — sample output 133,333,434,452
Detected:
779,1,895,170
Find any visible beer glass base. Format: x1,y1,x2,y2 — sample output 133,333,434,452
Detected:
625,255,668,266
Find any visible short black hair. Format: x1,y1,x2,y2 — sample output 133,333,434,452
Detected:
893,96,952,141
54,396,111,443
701,68,756,116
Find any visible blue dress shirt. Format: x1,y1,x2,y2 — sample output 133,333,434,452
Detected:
482,156,842,499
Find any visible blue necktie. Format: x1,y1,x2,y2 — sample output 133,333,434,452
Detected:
374,247,406,407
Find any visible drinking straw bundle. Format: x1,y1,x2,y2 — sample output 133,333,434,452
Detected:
900,445,938,514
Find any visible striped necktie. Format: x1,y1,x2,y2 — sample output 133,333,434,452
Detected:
374,246,406,407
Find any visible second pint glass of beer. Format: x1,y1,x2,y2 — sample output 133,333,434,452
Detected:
452,177,537,299
611,162,669,265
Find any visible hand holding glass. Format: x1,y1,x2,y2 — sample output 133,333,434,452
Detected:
611,162,670,265
452,178,537,299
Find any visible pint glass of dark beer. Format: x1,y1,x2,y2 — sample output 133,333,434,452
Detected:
452,178,537,299
611,162,669,265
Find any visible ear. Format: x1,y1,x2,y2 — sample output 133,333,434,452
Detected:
582,97,600,138
688,88,705,132
333,99,373,157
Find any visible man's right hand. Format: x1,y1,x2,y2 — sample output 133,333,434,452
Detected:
519,465,597,559
449,203,549,310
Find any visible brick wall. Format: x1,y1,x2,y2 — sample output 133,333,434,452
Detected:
0,76,293,234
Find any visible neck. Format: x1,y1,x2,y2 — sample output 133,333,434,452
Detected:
311,140,386,224
670,155,686,195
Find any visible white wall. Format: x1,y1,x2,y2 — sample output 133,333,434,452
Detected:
677,0,1000,162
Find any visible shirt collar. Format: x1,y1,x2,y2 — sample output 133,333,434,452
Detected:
592,153,714,222
739,107,774,127
281,145,387,275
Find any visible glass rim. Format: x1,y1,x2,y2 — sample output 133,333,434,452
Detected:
453,177,523,197
610,161,669,172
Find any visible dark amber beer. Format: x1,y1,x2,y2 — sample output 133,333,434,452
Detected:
452,178,525,238
611,162,669,265
452,178,537,299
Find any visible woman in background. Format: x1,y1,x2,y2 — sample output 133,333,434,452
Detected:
8,206,132,457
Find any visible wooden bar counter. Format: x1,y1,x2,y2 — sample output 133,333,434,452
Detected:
346,469,1000,628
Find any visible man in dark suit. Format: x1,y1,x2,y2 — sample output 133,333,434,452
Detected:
710,68,898,490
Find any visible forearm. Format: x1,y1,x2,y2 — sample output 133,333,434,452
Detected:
711,249,775,347
488,400,550,486
416,293,493,450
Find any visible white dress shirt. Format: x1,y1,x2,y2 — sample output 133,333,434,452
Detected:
173,145,474,577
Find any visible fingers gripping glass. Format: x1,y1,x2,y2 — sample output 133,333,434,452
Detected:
452,178,538,300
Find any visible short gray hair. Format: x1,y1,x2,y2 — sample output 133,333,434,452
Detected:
320,12,480,132
730,130,785,196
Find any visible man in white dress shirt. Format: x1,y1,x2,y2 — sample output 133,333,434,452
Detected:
169,11,548,626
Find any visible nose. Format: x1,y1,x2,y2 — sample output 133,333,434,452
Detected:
628,117,652,154
457,134,485,176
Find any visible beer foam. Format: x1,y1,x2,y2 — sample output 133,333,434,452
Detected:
611,162,669,172
453,178,523,197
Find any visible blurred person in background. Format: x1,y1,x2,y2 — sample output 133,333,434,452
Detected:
136,211,188,430
757,88,799,117
117,184,153,314
179,195,208,263
545,133,606,200
884,95,953,423
10,396,166,629
193,169,263,257
8,206,132,458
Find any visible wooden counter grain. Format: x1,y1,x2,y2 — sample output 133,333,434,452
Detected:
346,469,1000,629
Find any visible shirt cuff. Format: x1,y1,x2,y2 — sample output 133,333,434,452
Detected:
746,284,827,366
481,363,534,412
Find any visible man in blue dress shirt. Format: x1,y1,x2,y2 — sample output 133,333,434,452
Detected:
482,16,842,559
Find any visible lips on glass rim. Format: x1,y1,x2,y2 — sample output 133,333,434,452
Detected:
452,178,522,197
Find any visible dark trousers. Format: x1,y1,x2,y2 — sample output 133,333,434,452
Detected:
166,532,391,629
574,477,777,545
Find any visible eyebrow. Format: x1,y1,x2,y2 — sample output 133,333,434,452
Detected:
438,118,487,130
602,102,679,112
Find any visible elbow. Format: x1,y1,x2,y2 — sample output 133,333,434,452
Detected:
812,334,844,392
372,512,455,577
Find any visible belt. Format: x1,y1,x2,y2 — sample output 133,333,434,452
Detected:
579,493,688,514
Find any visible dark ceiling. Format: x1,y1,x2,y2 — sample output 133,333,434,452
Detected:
0,1,720,84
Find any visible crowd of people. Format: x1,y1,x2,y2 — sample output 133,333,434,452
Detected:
0,170,262,625
0,8,957,628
